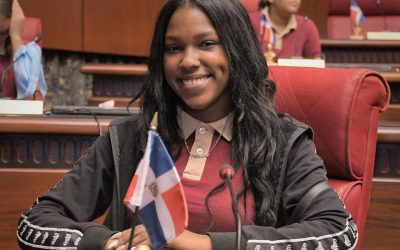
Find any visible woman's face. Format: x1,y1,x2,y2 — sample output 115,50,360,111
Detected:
163,6,232,122
269,0,301,15
0,15,10,45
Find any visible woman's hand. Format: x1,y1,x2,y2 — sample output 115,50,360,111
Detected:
103,225,152,250
167,230,212,250
9,0,25,53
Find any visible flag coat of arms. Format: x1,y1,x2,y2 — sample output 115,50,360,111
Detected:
350,0,365,24
124,130,188,250
260,13,275,46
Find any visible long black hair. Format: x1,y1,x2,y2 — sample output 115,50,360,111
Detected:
259,0,270,9
133,0,288,227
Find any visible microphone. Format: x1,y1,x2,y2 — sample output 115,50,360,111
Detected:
219,164,242,250
376,0,389,31
34,33,43,43
0,33,42,98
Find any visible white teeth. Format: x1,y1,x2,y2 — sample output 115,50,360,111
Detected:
182,76,209,86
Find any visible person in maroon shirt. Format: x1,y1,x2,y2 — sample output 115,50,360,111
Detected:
248,0,322,60
17,1,356,250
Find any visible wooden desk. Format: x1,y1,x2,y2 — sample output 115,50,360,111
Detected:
80,64,147,106
0,115,113,168
0,168,68,250
0,115,114,249
321,39,400,64
361,178,400,250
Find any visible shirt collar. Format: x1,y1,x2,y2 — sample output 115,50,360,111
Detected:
178,109,233,141
262,7,297,37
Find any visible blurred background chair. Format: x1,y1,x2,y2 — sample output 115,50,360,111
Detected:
328,0,400,39
22,17,42,45
270,66,390,249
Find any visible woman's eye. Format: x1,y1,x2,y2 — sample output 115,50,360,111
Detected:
165,45,181,53
200,41,217,48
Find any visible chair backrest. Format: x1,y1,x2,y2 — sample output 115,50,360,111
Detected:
22,17,42,45
269,66,390,248
240,0,258,12
328,0,400,38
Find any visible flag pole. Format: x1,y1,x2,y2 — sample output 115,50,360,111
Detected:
127,112,158,250
127,206,140,250
150,112,158,131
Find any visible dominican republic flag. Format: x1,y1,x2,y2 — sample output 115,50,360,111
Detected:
260,13,275,46
350,0,365,24
124,130,188,250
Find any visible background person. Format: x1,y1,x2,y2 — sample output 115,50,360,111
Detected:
248,0,322,60
17,0,356,249
0,0,46,99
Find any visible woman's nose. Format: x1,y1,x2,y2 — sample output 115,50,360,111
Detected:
180,48,200,72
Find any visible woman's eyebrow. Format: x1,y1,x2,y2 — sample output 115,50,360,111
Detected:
165,30,217,41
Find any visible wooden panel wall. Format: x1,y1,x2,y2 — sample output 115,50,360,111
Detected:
19,0,328,54
83,0,166,56
19,0,83,51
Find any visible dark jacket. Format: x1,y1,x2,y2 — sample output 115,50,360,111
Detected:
17,115,357,250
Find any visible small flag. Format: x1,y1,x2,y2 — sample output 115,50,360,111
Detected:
124,130,188,250
260,13,275,46
350,0,365,24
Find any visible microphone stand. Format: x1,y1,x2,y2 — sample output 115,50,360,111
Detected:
376,0,389,31
226,175,242,250
220,165,242,250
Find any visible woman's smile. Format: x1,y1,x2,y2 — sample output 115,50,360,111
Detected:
180,75,211,87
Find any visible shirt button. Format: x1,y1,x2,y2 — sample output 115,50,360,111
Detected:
196,147,204,155
199,127,207,135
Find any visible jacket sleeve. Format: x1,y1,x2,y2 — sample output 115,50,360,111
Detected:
209,133,357,250
17,133,116,250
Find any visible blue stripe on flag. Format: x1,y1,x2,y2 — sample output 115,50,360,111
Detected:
139,200,167,250
149,131,175,178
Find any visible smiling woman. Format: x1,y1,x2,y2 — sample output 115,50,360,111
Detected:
17,1,357,250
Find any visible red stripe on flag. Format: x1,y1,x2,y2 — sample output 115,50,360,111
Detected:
162,183,188,235
124,174,139,205
351,10,357,20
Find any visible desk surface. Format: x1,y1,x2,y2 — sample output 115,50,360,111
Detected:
0,115,114,135
80,63,148,76
325,63,400,83
0,113,398,143
321,39,400,48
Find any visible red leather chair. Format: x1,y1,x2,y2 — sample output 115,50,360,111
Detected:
328,0,400,39
22,17,42,45
270,66,390,248
241,0,258,12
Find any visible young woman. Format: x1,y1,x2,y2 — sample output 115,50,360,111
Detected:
0,0,46,99
17,0,356,249
248,0,321,59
